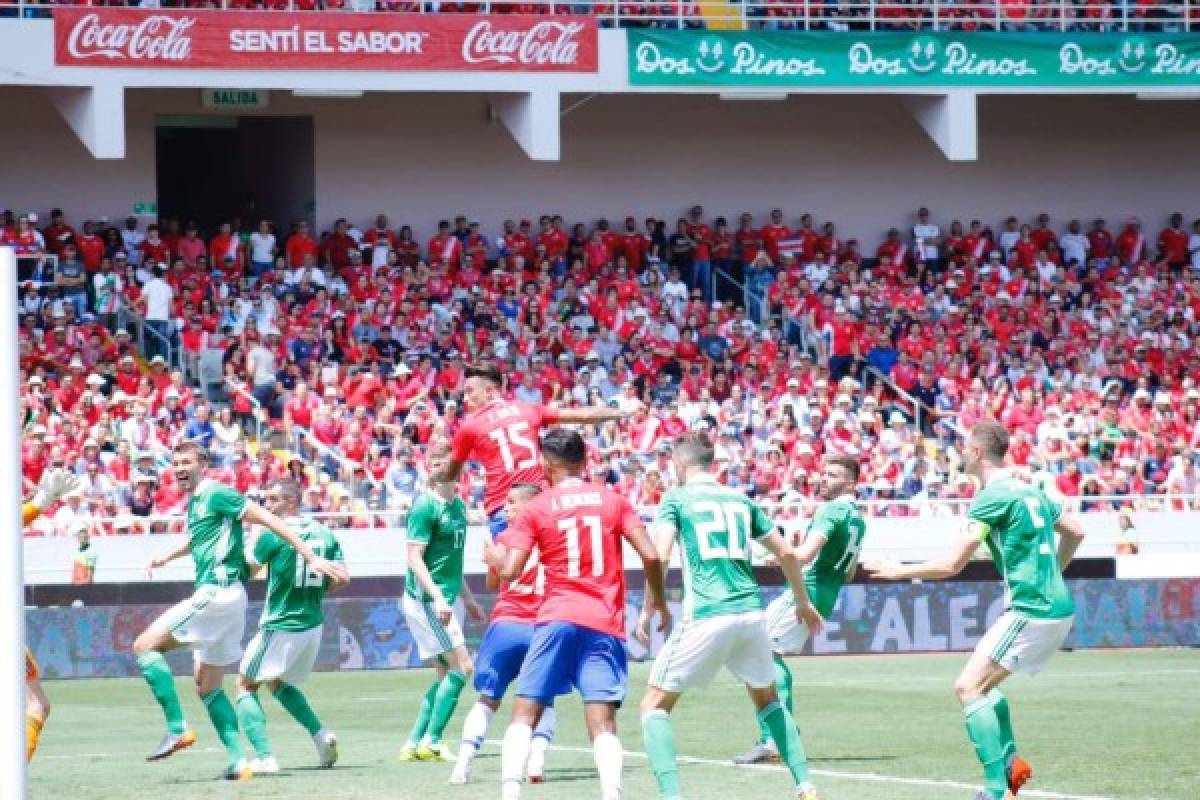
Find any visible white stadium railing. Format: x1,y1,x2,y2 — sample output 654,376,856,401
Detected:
24,496,1200,584
3,1,1199,34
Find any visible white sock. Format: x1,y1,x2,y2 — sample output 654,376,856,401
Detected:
501,722,533,799
461,701,495,751
533,705,556,742
592,731,624,800
527,737,549,777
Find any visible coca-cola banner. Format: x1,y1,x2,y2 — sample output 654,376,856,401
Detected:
53,8,598,72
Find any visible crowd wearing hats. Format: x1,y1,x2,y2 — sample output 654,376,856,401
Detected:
9,205,1200,536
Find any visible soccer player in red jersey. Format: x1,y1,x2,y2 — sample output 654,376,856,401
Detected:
485,429,668,800
440,363,638,537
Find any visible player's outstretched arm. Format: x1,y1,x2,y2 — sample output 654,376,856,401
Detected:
146,538,193,577
865,530,979,582
26,468,82,523
555,401,645,426
759,531,823,635
243,502,349,586
1054,513,1086,571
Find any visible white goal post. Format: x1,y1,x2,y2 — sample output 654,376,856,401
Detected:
2,245,26,797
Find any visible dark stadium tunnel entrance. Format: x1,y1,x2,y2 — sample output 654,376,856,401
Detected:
155,114,315,237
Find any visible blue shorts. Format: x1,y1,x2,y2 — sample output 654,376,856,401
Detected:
516,621,627,707
489,509,508,538
474,621,535,701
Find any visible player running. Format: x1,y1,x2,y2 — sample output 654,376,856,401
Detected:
866,420,1086,800
485,428,668,800
449,483,556,786
441,363,638,537
637,433,825,800
235,477,346,773
23,468,81,761
135,441,347,781
735,455,866,766
399,443,486,763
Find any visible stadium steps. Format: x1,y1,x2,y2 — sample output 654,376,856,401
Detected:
698,0,745,29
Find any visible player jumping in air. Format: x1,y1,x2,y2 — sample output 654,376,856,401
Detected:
450,483,555,786
23,468,81,761
399,443,486,763
735,455,866,766
136,441,347,781
485,428,668,800
638,433,826,800
235,477,347,773
867,420,1086,800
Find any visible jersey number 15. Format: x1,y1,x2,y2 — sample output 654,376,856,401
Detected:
488,421,538,472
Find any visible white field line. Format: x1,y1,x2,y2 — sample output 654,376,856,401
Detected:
496,741,1115,800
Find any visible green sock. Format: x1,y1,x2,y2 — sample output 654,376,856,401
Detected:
136,652,186,736
201,689,244,769
641,710,682,800
988,689,1017,762
235,692,272,758
273,683,323,736
759,656,793,745
427,671,467,745
405,681,439,747
757,701,810,787
964,694,1010,800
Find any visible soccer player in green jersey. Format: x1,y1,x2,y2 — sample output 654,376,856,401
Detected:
399,443,486,763
736,455,866,765
135,441,348,781
867,420,1086,800
637,432,826,800
235,478,347,774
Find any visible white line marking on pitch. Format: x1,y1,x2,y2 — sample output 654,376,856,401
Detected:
509,742,1114,800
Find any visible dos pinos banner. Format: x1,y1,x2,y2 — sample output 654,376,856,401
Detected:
629,31,1200,87
54,9,597,72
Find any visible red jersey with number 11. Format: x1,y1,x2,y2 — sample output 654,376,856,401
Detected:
506,478,641,638
451,400,560,515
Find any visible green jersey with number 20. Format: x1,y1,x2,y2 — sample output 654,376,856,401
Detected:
255,519,344,632
802,496,867,618
967,470,1073,620
186,479,249,587
656,475,775,621
405,490,469,605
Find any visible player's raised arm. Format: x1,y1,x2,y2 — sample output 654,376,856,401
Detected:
1054,512,1086,570
243,502,348,586
554,401,644,426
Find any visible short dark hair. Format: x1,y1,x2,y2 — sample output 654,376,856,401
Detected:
825,454,861,482
970,420,1010,463
174,439,209,462
465,363,503,387
268,478,304,506
672,432,714,468
540,427,586,468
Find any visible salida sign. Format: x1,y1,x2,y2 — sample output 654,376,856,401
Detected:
53,9,597,72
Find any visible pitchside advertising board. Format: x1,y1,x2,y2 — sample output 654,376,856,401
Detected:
53,8,597,72
629,31,1200,87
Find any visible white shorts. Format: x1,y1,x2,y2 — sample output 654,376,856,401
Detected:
648,610,775,692
239,625,322,685
976,611,1073,676
765,592,810,655
401,593,466,662
158,583,248,667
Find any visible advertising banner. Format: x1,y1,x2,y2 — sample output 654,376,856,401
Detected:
54,9,598,72
26,579,1200,679
628,31,1200,87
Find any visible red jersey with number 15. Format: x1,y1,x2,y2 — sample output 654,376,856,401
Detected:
451,400,560,515
489,543,545,624
506,479,641,638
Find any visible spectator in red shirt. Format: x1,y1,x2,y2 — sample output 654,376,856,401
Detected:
1158,212,1190,270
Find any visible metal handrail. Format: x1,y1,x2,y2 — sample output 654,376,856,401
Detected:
223,375,267,443
865,364,928,434
4,1,1197,33
121,304,176,371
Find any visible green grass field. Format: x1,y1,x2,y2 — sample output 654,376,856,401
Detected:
29,649,1199,800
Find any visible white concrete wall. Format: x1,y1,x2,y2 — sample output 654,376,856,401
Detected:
2,86,1198,242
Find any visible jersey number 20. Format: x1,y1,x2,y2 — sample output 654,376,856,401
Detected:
692,501,751,561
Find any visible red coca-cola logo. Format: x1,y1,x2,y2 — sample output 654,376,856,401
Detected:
462,19,584,66
65,12,194,61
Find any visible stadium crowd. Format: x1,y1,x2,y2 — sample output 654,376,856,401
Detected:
6,202,1200,537
1,0,1197,33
